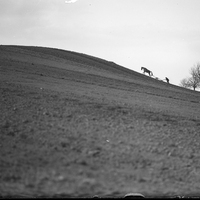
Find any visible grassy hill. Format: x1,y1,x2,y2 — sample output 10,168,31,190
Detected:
0,45,200,197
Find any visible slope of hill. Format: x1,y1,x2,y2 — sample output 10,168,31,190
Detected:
0,45,200,197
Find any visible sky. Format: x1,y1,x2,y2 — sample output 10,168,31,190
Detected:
1,0,200,86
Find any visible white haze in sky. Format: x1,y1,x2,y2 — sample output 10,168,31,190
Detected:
65,0,78,3
1,0,200,86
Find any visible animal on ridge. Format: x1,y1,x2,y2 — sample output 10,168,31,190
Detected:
141,67,153,76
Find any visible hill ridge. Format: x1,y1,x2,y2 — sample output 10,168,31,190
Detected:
1,44,200,196
1,45,199,97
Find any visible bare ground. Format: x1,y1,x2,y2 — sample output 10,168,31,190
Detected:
1,45,200,198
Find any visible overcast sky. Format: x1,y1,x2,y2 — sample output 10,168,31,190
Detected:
1,0,200,86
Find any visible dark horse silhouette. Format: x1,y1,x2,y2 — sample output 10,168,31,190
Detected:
141,67,153,76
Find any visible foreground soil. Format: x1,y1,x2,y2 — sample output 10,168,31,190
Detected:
1,46,200,198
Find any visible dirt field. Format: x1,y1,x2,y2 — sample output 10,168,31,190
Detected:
1,45,200,198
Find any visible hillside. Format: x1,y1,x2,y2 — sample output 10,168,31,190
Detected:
0,45,200,198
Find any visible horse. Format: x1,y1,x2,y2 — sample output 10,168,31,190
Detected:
141,67,153,76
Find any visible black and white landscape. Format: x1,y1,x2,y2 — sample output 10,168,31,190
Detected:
0,45,200,198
